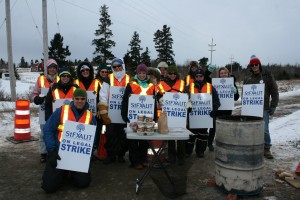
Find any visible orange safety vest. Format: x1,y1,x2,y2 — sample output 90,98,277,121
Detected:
52,86,77,100
38,75,59,88
74,79,100,94
130,81,155,95
190,82,212,94
158,79,185,94
57,104,93,141
109,73,130,86
185,75,194,86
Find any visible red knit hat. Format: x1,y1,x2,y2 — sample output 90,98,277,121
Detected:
249,55,261,65
136,64,148,73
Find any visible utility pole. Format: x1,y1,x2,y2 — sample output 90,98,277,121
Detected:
230,55,234,74
5,0,16,101
208,38,216,64
42,0,48,69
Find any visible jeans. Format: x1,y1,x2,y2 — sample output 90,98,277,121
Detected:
263,110,271,147
40,124,47,154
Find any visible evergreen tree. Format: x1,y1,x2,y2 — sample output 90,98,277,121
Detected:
92,4,115,64
141,47,151,67
153,25,175,65
199,57,209,67
19,57,28,68
128,31,143,70
48,33,71,66
14,65,20,80
123,51,134,76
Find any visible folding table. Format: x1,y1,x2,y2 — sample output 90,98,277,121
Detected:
126,127,191,193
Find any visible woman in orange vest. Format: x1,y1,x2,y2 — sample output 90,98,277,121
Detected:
157,65,186,165
121,64,157,170
31,58,59,163
45,67,79,121
185,69,220,158
184,61,199,87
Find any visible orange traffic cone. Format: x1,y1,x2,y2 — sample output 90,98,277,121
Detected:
97,133,107,160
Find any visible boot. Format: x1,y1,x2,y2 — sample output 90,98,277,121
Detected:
264,147,274,159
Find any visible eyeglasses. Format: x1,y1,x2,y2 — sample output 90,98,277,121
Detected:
112,65,122,69
100,71,108,74
81,69,90,72
74,97,86,101
250,63,259,67
168,72,176,75
61,74,71,78
195,75,204,78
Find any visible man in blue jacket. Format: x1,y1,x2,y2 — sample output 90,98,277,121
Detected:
41,88,97,193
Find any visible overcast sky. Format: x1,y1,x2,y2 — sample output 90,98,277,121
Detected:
1,0,300,67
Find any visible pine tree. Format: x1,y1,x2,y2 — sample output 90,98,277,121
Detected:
141,47,151,67
153,25,175,65
48,33,71,66
128,31,143,70
19,57,28,68
92,4,115,64
199,57,209,67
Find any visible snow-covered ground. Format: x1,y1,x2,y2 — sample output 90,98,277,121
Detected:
0,74,300,149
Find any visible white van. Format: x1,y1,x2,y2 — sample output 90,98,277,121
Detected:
1,72,10,80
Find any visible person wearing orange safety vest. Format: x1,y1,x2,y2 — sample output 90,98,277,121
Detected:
184,61,199,87
156,65,186,165
121,64,157,170
97,58,130,165
185,69,220,158
45,67,79,121
74,61,102,153
42,88,96,193
31,58,59,163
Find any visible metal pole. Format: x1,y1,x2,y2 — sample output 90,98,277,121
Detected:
42,0,48,70
5,0,16,101
230,55,234,74
208,38,216,64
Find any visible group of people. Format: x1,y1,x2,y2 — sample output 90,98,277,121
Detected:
31,55,278,193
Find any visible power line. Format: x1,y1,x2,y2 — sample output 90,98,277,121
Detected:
0,0,18,30
52,0,61,33
25,0,43,42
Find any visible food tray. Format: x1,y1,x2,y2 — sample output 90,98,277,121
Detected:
136,131,154,136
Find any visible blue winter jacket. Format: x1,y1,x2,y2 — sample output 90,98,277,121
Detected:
43,101,97,152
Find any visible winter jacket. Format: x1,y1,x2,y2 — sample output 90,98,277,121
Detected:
43,101,97,152
243,68,279,110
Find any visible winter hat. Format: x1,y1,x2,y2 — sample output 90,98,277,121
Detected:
167,65,178,74
249,55,261,65
190,61,199,67
111,58,124,67
97,64,108,71
157,61,168,69
59,67,71,77
80,65,90,72
195,69,205,76
46,59,58,68
73,88,87,98
136,64,148,73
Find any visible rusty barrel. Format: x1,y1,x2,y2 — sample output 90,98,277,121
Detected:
215,116,264,195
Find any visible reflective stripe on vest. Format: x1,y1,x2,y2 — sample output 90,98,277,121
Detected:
190,82,212,94
74,79,100,94
109,74,130,86
53,86,77,100
57,104,92,141
130,81,154,95
39,75,59,88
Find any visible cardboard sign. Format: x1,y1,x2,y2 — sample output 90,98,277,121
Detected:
86,91,97,116
38,88,49,124
241,84,265,117
52,98,72,112
212,77,234,110
189,93,213,129
57,120,96,173
127,94,155,123
108,86,126,124
162,92,188,128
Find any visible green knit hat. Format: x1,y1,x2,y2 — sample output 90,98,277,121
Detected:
167,65,178,74
73,88,87,98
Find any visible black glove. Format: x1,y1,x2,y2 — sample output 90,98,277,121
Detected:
209,110,217,118
47,151,61,168
34,96,45,105
122,116,130,123
269,106,276,116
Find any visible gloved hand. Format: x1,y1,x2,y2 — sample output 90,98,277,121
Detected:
47,151,61,168
231,86,238,94
186,99,192,108
97,103,111,124
209,110,217,118
269,106,276,116
159,97,165,106
208,64,216,73
101,113,111,125
34,96,45,105
122,116,130,123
